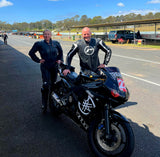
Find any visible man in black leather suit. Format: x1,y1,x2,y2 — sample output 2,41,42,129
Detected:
63,27,112,76
29,29,63,113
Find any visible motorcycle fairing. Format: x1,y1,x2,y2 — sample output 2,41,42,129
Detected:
103,67,129,105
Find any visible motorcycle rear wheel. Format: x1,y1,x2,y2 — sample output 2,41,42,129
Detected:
87,117,134,157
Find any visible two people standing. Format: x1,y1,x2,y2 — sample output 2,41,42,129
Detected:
29,27,112,113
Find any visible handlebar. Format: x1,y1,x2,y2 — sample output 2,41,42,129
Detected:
58,62,75,71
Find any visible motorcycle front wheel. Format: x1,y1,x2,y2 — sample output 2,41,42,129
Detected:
87,117,134,157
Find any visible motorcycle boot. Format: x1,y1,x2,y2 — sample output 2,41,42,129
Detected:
41,82,49,113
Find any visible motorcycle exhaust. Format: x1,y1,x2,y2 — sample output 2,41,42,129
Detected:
52,92,63,106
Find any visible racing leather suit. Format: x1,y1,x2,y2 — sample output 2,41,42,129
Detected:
66,38,112,74
29,39,63,111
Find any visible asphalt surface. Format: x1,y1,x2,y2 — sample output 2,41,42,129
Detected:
0,40,93,157
0,37,160,157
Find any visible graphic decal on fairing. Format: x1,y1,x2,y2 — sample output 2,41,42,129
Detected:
78,95,96,115
117,78,127,92
110,72,122,80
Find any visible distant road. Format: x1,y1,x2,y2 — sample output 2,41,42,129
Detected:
0,35,160,157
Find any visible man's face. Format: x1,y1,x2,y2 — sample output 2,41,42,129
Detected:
43,31,51,42
82,28,91,42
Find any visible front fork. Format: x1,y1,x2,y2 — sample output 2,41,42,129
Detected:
104,103,111,139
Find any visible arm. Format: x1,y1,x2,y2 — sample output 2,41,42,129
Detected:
63,43,79,76
56,41,64,63
66,43,79,67
28,42,41,63
98,39,112,65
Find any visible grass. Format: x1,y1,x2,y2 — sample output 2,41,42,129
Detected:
104,41,160,50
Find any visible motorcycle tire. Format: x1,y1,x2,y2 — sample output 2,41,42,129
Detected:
87,117,134,157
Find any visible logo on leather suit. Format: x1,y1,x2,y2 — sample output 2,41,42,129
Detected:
84,46,94,55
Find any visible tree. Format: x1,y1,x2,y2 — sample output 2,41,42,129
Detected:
73,15,80,22
79,15,90,25
40,20,52,30
145,12,154,19
123,13,137,21
105,16,116,23
135,14,143,21
90,16,103,24
154,12,160,19
55,21,63,31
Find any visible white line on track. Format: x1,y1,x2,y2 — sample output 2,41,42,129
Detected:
112,54,160,86
122,73,160,87
113,54,160,64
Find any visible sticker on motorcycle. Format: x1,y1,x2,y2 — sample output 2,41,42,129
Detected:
117,78,127,92
110,72,122,80
78,95,96,115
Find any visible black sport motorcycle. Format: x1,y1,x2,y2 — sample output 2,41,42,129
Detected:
49,63,135,157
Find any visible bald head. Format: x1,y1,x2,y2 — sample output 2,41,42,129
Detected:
82,27,92,42
82,27,91,33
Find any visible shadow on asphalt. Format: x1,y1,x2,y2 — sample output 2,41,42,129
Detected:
0,41,160,157
116,101,138,110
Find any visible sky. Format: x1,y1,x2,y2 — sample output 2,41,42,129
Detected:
0,0,160,24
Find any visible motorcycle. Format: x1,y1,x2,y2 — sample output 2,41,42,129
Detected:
49,63,135,157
